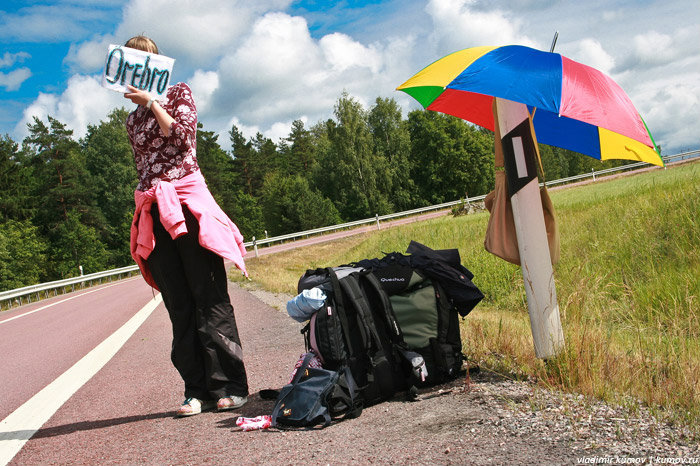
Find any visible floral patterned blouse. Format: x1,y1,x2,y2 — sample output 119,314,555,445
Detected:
126,82,199,191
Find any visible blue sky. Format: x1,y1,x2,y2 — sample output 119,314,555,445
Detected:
1,0,698,154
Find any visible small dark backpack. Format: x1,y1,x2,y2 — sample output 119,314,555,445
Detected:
271,353,361,429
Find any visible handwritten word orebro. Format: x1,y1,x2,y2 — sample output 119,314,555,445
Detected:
105,47,170,94
101,45,174,96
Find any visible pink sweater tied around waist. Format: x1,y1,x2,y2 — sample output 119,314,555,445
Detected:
130,171,248,290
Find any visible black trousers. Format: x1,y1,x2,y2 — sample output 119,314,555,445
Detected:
147,204,248,400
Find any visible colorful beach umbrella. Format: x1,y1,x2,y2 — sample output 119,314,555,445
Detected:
397,45,663,167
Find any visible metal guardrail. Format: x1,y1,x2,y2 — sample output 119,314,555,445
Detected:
543,151,696,187
1,150,697,310
245,194,488,252
246,151,696,253
0,266,140,310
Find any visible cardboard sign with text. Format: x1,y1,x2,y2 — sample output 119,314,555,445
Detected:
102,45,175,96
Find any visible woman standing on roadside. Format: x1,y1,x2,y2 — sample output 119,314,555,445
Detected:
123,35,250,417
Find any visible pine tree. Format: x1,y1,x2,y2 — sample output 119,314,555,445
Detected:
24,116,108,278
82,108,137,266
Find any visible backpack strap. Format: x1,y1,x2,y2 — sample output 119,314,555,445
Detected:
328,365,363,420
340,272,406,400
361,271,423,398
327,267,356,357
339,275,378,349
360,272,404,344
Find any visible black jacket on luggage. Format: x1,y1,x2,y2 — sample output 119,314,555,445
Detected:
355,241,484,317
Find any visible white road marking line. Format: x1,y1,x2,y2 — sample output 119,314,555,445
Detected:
0,277,141,326
0,293,163,466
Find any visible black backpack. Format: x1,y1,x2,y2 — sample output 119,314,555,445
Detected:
298,267,415,405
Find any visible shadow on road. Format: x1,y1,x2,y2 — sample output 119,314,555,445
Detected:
18,412,175,440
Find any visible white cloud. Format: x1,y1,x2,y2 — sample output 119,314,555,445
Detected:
188,70,219,114
205,10,418,147
0,68,32,91
117,0,252,65
615,26,698,74
268,119,302,144
633,31,673,65
601,9,622,22
320,33,382,73
213,12,325,122
65,37,116,72
15,75,126,139
628,72,700,154
223,12,321,86
628,27,700,70
223,116,262,148
568,38,615,75
425,0,538,52
0,51,31,68
65,0,294,73
17,93,59,131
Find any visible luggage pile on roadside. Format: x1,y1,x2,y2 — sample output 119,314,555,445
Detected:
270,241,484,429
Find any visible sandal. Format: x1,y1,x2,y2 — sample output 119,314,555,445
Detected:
217,395,248,411
176,397,216,417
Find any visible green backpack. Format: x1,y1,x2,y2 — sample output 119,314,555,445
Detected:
371,263,465,385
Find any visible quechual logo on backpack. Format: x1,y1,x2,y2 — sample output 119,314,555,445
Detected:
380,277,405,282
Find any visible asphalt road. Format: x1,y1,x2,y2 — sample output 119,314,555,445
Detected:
0,279,155,423
0,271,583,466
7,266,692,466
1,276,305,466
0,208,456,466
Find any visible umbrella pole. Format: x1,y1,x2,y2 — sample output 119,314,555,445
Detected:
494,97,565,359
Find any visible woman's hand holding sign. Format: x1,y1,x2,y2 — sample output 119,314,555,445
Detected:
123,84,152,106
124,85,175,137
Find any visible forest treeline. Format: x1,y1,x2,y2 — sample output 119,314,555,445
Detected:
0,92,627,290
